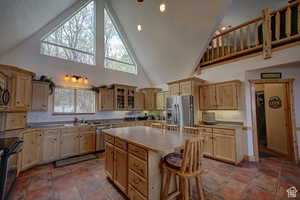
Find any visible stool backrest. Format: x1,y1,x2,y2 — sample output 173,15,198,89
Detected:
181,137,204,174
166,125,179,132
183,127,200,135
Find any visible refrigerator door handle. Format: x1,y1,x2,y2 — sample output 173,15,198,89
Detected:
174,104,177,124
176,104,180,125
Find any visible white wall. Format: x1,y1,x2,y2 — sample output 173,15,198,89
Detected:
0,0,152,123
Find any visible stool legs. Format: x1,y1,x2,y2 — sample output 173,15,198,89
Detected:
196,176,205,200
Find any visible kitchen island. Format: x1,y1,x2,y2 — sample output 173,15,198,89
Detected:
103,126,196,200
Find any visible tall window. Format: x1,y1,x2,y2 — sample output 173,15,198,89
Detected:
104,8,137,74
53,88,95,114
41,1,96,65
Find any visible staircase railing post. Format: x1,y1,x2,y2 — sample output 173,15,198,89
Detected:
262,8,272,59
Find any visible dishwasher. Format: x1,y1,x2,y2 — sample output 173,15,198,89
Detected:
96,124,112,152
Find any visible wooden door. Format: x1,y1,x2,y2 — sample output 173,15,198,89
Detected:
216,83,238,109
179,81,192,95
169,83,180,96
213,133,236,163
114,147,128,194
98,88,114,110
134,92,145,110
202,132,214,157
144,91,155,110
22,131,42,170
156,92,164,110
79,132,96,154
14,74,32,110
42,129,60,162
60,132,80,158
264,83,289,156
199,85,217,110
105,142,114,179
31,82,49,111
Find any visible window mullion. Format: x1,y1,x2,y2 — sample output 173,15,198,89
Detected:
74,89,77,113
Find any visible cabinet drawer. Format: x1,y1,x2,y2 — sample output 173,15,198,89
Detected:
213,128,235,135
105,134,114,144
61,127,78,134
129,170,148,197
128,185,146,200
115,138,127,150
129,144,148,161
79,126,96,132
44,128,60,136
129,155,147,178
199,127,213,133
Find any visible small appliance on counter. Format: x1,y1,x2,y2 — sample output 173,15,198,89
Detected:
202,112,217,125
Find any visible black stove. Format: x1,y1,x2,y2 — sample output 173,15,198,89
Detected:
0,137,23,200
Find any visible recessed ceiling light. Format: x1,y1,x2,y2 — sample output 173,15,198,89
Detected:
160,3,166,12
137,25,142,32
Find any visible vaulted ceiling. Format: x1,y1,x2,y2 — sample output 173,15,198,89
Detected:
0,0,77,56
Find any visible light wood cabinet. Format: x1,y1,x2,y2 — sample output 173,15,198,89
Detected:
79,132,96,154
200,80,241,110
60,129,80,159
134,92,145,110
140,88,162,111
179,81,193,95
42,129,60,163
31,81,49,111
114,147,128,194
199,85,217,110
156,92,167,110
105,142,115,179
128,185,146,200
112,84,137,111
21,130,42,170
98,88,114,111
13,73,32,111
0,112,27,131
199,126,246,164
169,83,180,96
216,82,240,110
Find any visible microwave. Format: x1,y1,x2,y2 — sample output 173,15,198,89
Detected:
0,72,10,111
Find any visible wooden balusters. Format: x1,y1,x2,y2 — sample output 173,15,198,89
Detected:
254,22,259,46
216,37,220,58
246,25,251,48
221,36,225,57
275,11,281,40
239,28,244,51
262,8,272,59
233,30,237,53
286,7,292,37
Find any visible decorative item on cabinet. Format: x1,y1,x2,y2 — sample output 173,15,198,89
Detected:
0,72,10,111
31,81,49,111
199,80,241,110
139,88,162,111
33,75,55,95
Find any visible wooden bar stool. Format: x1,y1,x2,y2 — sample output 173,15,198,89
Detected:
183,126,200,135
151,122,164,129
166,124,179,132
161,137,205,200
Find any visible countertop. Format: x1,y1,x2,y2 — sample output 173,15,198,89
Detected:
198,123,244,130
103,126,196,153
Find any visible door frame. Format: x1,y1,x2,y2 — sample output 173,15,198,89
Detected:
249,79,299,162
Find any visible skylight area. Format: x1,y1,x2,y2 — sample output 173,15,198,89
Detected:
41,1,96,65
104,8,137,74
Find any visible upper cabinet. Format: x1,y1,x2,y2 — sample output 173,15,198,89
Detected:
169,83,180,96
156,91,168,111
0,65,35,112
134,92,145,111
31,81,49,111
98,88,114,111
112,84,137,111
140,88,162,111
199,80,241,110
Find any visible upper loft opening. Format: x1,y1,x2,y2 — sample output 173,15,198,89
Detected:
195,0,300,74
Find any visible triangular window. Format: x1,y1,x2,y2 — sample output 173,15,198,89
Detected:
41,1,96,65
104,8,137,74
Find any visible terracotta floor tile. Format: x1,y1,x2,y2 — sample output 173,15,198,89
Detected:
8,153,300,200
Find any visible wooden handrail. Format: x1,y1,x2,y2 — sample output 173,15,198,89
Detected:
270,0,300,15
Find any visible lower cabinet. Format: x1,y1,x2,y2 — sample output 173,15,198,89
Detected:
60,131,80,159
42,129,60,163
200,126,246,164
114,147,128,193
21,130,42,171
105,142,115,180
79,132,96,154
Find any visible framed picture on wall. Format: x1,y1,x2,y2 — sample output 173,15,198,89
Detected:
261,72,282,79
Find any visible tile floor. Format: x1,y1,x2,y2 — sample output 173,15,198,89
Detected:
9,153,300,200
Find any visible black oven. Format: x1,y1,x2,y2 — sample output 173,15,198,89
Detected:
0,137,23,200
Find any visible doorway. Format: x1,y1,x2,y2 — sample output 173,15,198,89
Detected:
250,79,298,162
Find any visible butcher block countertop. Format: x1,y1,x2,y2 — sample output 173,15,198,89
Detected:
103,126,196,153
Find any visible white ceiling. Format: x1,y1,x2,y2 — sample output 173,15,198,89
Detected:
110,0,231,85
0,0,77,56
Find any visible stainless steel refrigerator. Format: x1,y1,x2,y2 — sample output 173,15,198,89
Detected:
166,95,194,127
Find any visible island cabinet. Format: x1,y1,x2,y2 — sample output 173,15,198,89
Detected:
98,88,114,111
31,81,49,111
140,88,162,110
199,80,241,110
199,126,246,164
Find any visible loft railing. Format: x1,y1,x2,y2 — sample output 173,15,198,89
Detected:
195,0,300,73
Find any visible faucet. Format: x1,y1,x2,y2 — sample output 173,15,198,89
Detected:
74,117,79,125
